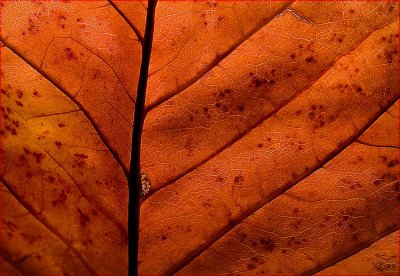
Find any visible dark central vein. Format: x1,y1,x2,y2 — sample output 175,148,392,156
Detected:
128,0,157,275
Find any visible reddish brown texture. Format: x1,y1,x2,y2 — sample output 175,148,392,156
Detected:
0,0,399,275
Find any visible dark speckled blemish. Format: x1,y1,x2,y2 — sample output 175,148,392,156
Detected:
215,89,233,100
54,141,62,148
83,239,93,246
64,47,78,61
380,156,399,168
34,152,44,163
387,158,399,168
305,56,316,63
16,90,23,99
237,232,247,243
75,153,88,159
259,238,276,252
250,76,268,88
234,175,244,184
250,257,259,263
52,189,67,206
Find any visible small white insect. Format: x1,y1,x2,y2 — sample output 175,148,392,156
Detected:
140,173,151,196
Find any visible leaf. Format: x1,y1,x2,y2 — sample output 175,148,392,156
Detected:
0,0,398,275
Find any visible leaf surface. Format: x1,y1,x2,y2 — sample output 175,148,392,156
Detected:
0,0,398,275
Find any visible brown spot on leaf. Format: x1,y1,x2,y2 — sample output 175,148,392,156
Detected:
238,232,247,243
52,190,67,206
383,49,398,63
250,76,268,88
55,141,62,148
64,47,77,61
22,232,40,244
83,239,93,246
16,90,23,99
33,152,45,163
234,175,244,184
250,256,259,262
373,179,384,186
259,238,276,252
74,153,88,159
387,158,398,168
305,56,316,63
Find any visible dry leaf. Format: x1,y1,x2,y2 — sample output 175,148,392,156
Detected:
0,0,398,275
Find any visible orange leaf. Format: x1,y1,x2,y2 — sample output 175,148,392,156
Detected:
0,0,398,275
